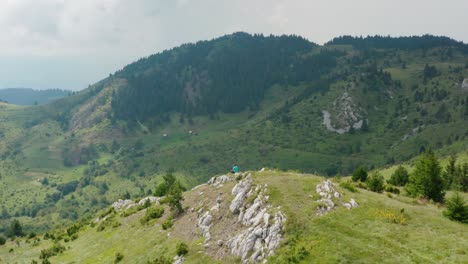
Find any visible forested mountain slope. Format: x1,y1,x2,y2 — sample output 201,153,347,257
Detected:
0,32,467,232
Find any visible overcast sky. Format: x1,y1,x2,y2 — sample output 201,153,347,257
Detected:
1,0,467,90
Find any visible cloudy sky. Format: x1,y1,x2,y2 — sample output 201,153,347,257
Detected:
0,0,467,90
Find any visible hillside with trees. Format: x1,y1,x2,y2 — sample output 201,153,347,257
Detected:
0,32,467,235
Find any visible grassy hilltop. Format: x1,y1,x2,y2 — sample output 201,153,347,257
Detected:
0,170,466,263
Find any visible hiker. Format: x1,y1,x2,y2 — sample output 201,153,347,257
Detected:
230,164,239,174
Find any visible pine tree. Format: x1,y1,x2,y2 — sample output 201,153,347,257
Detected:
388,166,409,186
443,192,467,223
352,166,368,182
406,149,445,202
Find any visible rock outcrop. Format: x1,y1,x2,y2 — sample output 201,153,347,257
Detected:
173,255,185,264
322,92,366,134
208,174,233,187
198,211,213,242
315,180,358,215
111,196,160,211
226,174,286,263
462,78,468,90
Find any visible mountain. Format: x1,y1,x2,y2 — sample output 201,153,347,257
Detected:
0,32,467,233
0,88,69,105
1,170,466,263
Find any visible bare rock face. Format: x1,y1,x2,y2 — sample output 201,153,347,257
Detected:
173,255,185,264
322,92,366,134
111,196,160,211
198,211,213,242
111,199,134,211
229,174,252,214
226,174,286,263
315,180,358,215
462,78,468,89
137,196,159,206
208,175,233,186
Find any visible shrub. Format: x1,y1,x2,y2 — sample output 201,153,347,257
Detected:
339,181,358,193
352,166,368,182
176,241,189,256
114,252,124,263
28,232,36,239
40,243,66,259
443,192,468,223
161,219,173,230
147,256,171,264
388,166,409,186
140,206,165,224
384,185,400,194
7,219,24,237
0,235,6,245
367,173,385,193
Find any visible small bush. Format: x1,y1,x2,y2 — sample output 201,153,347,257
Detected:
443,192,468,223
367,172,385,193
176,242,189,256
0,235,6,245
161,219,173,230
352,166,368,182
141,206,165,224
28,232,36,239
114,252,124,263
40,243,66,259
339,181,358,193
388,166,409,186
147,256,172,264
384,185,400,194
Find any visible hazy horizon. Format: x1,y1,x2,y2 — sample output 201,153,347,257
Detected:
1,0,467,91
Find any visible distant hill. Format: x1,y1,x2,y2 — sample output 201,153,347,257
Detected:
0,32,467,234
0,88,69,105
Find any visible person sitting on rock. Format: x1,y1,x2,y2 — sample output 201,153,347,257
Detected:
230,164,239,174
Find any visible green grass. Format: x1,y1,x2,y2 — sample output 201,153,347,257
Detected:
1,170,466,263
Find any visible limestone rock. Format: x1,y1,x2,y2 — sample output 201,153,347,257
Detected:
173,255,185,264
137,196,159,207
111,199,134,211
198,211,213,242
230,175,252,214
208,175,233,186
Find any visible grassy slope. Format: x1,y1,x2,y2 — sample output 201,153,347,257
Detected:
1,171,466,263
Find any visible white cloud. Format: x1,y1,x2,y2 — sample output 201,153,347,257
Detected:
0,0,466,90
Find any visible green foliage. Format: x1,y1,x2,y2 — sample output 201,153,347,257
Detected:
147,256,171,264
339,181,358,193
270,236,309,264
140,206,165,224
406,149,445,202
114,252,124,263
66,224,80,237
7,219,24,237
384,185,400,194
154,181,169,197
0,235,6,245
367,172,385,193
388,166,409,186
157,172,186,214
161,219,173,230
39,243,66,259
352,166,368,182
112,33,318,121
175,241,189,256
443,192,468,223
